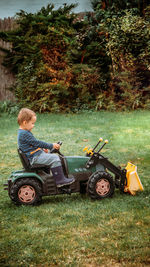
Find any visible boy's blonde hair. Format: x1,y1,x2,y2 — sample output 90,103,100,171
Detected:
17,108,36,125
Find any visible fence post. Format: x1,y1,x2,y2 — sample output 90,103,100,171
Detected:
0,17,17,101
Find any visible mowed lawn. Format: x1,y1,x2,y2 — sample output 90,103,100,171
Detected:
0,111,150,267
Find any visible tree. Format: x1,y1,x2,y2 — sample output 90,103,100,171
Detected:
0,4,100,112
89,0,150,110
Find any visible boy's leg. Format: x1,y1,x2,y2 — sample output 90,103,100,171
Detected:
31,151,75,187
51,166,75,188
31,151,61,168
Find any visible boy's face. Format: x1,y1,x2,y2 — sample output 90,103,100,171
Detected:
21,116,36,131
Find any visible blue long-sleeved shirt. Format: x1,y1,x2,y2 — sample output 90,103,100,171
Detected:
18,129,53,159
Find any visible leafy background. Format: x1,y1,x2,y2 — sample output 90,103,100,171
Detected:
0,0,150,112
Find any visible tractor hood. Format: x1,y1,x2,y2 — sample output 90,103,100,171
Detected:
65,156,104,174
65,156,90,174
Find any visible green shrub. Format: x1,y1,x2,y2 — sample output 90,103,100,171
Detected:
0,4,103,112
88,3,150,110
0,101,20,114
0,2,150,112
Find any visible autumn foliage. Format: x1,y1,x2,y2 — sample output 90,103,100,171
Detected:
0,2,150,112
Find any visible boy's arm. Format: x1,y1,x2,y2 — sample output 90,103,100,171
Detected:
25,131,53,150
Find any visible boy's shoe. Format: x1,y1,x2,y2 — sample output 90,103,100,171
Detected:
51,166,75,188
56,177,75,188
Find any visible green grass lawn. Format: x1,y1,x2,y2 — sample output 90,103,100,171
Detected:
0,111,150,266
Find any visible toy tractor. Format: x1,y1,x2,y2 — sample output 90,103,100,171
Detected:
4,138,144,205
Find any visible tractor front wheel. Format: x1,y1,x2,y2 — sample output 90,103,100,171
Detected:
10,178,42,205
87,171,114,200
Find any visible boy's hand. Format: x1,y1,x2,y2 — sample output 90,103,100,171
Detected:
53,143,60,150
43,149,49,153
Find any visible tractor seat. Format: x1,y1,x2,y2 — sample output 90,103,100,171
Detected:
17,148,48,172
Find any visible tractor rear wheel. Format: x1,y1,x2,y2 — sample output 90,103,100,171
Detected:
87,171,114,200
10,178,42,205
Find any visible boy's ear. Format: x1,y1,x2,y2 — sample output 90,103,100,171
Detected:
22,120,27,125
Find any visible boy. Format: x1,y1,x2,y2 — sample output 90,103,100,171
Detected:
17,108,75,187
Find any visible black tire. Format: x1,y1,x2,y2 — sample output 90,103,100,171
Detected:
87,171,115,200
10,178,42,205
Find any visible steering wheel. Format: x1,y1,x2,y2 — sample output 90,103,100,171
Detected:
50,141,62,154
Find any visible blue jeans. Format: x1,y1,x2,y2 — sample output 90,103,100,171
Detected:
30,151,61,168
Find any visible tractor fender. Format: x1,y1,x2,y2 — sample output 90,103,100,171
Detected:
9,171,44,184
95,163,105,172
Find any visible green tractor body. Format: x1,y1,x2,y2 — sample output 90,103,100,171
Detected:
4,138,143,205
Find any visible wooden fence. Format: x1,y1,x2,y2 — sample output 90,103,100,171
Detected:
0,17,16,101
